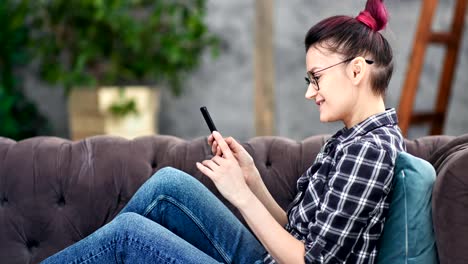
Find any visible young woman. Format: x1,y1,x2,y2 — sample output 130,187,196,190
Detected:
41,0,405,263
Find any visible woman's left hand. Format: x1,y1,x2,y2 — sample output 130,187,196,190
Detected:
196,131,253,208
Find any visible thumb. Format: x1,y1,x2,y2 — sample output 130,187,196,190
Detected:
212,131,234,159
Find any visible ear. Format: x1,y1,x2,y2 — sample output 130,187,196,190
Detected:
348,57,367,86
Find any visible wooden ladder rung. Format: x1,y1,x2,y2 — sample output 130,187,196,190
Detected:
410,112,445,124
429,32,455,45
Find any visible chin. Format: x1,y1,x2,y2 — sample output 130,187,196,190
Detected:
319,116,332,123
319,114,339,123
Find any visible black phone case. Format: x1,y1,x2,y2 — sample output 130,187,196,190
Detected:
200,106,217,133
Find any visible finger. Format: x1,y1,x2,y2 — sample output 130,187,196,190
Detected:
212,131,234,159
225,137,238,150
208,134,214,145
228,137,240,146
213,141,220,156
224,137,233,148
202,160,219,171
212,155,225,165
196,162,216,180
216,146,222,156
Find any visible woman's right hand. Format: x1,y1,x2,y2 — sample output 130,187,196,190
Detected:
208,134,260,186
208,133,287,226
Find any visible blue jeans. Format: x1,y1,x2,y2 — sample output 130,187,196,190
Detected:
41,167,266,264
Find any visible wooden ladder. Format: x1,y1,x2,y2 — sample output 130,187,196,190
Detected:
397,0,467,136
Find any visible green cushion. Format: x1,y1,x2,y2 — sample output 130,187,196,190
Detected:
377,152,438,264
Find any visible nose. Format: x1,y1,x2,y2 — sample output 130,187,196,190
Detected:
305,84,318,100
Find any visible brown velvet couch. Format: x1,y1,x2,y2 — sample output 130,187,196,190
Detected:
1,133,468,264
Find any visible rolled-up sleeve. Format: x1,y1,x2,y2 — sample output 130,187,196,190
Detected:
304,142,394,263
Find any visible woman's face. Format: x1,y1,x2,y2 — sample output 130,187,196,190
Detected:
305,45,357,125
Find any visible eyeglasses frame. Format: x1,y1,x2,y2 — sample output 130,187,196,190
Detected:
305,57,374,91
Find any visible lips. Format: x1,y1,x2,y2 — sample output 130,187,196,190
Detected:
316,99,325,106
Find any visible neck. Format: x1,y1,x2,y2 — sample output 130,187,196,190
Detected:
344,93,386,128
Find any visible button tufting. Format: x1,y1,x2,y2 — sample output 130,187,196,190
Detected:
1,197,7,206
151,160,157,169
57,196,66,207
266,160,272,167
26,240,39,251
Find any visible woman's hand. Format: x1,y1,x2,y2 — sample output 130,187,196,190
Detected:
208,133,260,187
207,132,288,226
197,131,254,208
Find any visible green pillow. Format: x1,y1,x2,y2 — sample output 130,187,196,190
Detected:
377,152,438,264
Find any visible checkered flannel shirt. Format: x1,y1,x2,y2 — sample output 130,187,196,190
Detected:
263,108,406,263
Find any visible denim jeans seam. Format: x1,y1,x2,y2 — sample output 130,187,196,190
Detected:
72,239,117,264
121,235,180,263
143,195,232,263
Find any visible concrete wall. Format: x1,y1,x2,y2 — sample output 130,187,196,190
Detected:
24,0,468,141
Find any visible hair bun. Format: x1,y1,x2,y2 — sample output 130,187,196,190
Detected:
356,0,388,31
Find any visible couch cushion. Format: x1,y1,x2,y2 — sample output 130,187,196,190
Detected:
431,147,468,264
377,152,438,264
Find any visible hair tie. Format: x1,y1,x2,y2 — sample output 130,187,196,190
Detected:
356,11,378,31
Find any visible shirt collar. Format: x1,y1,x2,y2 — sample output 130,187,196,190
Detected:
332,108,399,141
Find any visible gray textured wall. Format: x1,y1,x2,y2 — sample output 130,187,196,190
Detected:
24,0,468,141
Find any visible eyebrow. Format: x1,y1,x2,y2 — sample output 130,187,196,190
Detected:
307,66,321,74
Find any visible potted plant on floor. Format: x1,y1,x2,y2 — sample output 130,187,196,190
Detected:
29,0,218,139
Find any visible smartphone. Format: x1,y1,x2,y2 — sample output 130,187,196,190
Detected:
200,106,218,133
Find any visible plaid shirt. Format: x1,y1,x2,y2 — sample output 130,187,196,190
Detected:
264,108,405,263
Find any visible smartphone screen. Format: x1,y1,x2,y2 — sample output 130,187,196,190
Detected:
200,106,218,133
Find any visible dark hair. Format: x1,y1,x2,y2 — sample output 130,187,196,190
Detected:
304,0,393,96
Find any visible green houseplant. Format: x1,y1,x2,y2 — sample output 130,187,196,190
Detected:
0,0,50,140
30,0,218,139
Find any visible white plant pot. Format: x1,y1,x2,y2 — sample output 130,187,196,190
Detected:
68,86,160,140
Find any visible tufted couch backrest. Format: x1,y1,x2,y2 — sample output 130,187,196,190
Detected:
0,134,466,264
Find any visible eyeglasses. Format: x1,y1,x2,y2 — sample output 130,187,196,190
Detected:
305,58,374,91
